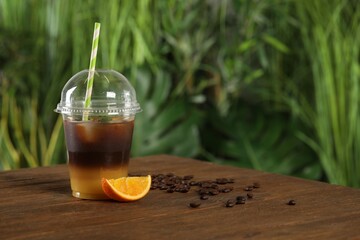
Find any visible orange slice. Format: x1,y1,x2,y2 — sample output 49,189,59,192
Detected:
101,175,151,202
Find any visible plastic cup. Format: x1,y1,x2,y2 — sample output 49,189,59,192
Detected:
55,69,141,200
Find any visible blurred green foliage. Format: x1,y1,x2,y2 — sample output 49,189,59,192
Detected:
0,0,359,187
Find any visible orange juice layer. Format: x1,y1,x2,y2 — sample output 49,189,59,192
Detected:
69,166,128,199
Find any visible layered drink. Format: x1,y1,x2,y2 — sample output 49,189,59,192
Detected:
64,117,134,199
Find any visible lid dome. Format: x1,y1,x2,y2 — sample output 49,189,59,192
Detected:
55,69,141,116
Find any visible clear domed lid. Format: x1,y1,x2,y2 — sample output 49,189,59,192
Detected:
55,69,141,116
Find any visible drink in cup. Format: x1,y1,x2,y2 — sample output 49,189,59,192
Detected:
64,116,134,199
55,69,141,199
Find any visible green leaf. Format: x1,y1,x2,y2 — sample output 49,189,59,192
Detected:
262,34,290,53
131,68,202,158
238,39,257,53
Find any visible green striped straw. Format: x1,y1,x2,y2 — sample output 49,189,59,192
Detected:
83,22,101,121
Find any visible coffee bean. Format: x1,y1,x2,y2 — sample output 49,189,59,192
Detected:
222,187,233,193
210,190,220,195
247,193,253,199
180,188,189,193
183,175,194,180
288,200,296,205
244,186,253,191
200,195,209,200
166,189,174,193
253,182,260,188
236,196,246,204
189,202,201,208
226,199,236,207
166,181,174,186
189,181,198,186
160,186,168,190
216,178,228,185
227,178,235,183
198,189,209,195
200,182,212,188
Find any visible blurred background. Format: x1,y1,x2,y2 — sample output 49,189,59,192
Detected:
0,0,359,188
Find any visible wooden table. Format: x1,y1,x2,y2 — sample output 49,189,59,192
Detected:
1,155,360,239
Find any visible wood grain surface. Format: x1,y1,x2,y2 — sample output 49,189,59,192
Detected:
1,155,360,240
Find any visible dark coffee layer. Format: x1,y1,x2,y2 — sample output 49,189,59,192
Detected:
64,120,134,152
68,151,130,168
64,120,134,168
